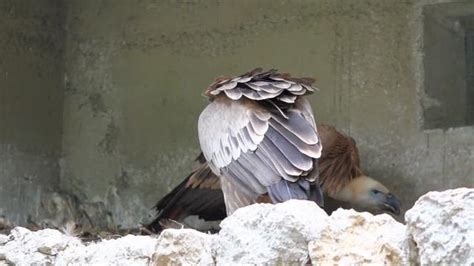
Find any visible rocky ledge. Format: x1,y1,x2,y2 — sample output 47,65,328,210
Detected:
0,188,472,265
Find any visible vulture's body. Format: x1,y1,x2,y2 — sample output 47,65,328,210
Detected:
198,69,323,215
146,124,402,234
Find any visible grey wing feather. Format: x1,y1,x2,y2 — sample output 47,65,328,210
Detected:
198,97,321,196
225,162,265,194
238,152,278,185
268,179,311,202
248,111,269,135
255,142,295,181
269,119,321,158
271,110,319,145
199,69,322,212
221,177,257,215
265,126,313,171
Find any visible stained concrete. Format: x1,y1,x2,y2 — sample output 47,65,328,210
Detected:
423,2,472,129
58,0,473,228
0,0,472,229
0,0,65,225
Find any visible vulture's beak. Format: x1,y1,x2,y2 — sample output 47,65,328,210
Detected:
382,193,401,215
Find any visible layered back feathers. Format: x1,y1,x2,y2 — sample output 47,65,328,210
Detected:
204,68,316,109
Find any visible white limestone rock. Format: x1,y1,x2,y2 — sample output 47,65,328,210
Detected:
56,234,158,265
152,228,215,265
0,226,82,266
405,188,474,265
0,234,9,245
0,227,158,266
0,188,471,265
309,209,408,265
216,200,329,265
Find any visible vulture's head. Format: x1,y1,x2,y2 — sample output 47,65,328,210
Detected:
331,175,402,215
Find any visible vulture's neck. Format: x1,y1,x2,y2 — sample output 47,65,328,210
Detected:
331,175,374,203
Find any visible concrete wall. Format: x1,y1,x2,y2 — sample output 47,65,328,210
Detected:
0,0,65,225
1,0,472,229
58,0,473,228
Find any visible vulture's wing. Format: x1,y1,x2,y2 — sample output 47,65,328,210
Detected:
199,69,322,214
317,124,363,195
147,125,367,231
146,160,225,233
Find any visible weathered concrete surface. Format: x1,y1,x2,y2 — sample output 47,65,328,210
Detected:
0,0,65,225
58,0,474,229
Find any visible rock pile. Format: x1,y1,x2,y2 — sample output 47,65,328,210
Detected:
0,188,472,265
405,188,474,265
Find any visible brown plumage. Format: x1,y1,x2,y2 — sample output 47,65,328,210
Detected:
148,160,224,230
317,124,363,196
146,124,402,234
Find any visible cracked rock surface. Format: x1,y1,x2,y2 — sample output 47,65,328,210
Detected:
309,209,408,265
405,188,474,265
0,188,472,265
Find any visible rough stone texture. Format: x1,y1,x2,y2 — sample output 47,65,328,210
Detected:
1,192,472,265
405,188,474,265
0,227,81,265
216,200,328,265
56,234,158,265
0,0,65,226
309,209,408,265
152,229,215,265
0,227,158,266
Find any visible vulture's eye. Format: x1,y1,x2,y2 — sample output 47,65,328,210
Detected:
371,189,381,195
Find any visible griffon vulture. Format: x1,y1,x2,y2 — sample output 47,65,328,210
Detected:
146,124,401,234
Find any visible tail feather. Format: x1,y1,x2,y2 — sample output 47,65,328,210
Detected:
146,173,193,233
146,162,226,234
267,179,323,207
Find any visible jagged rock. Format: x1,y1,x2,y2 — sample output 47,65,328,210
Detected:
56,234,158,265
405,188,474,265
0,227,81,265
152,228,215,265
216,200,329,265
0,235,9,245
309,209,408,265
0,189,471,265
0,227,157,265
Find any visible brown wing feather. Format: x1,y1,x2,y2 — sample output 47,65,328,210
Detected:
188,163,221,189
146,161,225,233
317,124,363,195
